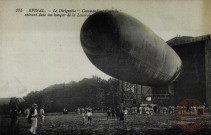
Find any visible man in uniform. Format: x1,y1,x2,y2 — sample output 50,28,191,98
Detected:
39,105,45,124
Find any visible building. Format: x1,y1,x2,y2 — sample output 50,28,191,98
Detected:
153,34,211,106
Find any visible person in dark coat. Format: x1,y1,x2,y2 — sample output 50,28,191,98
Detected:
111,108,116,120
115,107,120,120
119,109,124,121
153,106,157,114
107,108,111,120
9,105,20,135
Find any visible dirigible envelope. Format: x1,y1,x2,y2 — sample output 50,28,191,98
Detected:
80,12,182,86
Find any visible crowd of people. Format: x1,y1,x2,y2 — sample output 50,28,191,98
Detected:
25,104,45,134
8,103,209,134
9,103,45,135
174,105,206,115
137,104,210,116
76,107,93,124
76,106,129,123
73,104,209,125
106,107,128,121
137,105,180,115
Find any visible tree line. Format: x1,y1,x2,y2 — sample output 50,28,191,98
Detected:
0,76,124,114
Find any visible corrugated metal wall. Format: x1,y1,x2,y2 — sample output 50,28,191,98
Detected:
205,40,211,105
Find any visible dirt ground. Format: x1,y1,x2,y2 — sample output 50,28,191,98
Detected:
0,113,211,135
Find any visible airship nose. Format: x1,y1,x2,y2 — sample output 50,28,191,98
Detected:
80,12,119,55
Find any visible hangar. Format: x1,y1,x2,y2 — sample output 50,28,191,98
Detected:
120,34,211,106
165,34,211,105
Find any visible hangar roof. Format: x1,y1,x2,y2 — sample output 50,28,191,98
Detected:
166,34,211,47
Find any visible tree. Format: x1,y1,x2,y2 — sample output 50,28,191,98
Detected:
9,97,20,109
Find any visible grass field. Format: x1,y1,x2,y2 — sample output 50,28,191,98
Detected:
0,113,211,135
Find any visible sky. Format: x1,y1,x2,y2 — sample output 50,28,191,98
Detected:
0,0,210,98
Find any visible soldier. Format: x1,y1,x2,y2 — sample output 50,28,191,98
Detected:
39,105,45,124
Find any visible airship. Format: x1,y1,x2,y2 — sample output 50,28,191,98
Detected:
80,11,182,86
